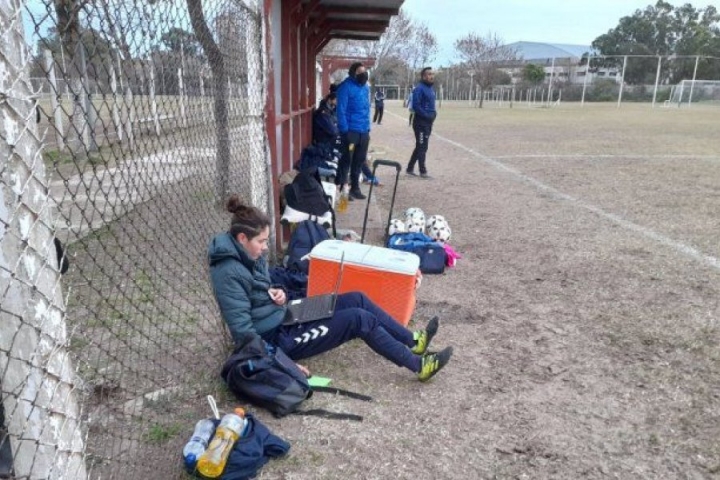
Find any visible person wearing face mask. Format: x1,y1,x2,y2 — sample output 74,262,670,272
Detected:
207,195,454,382
335,62,372,201
406,67,437,179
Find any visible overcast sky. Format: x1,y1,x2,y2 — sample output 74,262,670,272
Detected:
401,0,701,65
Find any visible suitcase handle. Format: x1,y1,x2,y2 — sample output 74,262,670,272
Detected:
372,159,401,172
361,159,403,244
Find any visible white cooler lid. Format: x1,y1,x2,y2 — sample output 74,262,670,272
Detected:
310,240,419,275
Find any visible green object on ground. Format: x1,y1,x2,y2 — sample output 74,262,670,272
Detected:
307,376,332,387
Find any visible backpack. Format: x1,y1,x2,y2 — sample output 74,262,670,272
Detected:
285,221,330,274
283,167,330,217
221,333,371,421
387,232,447,274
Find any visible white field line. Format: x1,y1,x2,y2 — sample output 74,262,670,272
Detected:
387,109,720,272
490,154,720,160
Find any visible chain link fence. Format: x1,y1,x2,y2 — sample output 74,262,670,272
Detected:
434,55,720,109
2,0,273,478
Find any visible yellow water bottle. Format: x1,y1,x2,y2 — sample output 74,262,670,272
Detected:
196,408,247,478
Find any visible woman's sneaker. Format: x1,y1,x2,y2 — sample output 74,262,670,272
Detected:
418,347,453,382
411,316,439,354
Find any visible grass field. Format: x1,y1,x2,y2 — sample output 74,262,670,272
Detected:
248,101,720,479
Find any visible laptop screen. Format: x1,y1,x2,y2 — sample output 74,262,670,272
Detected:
331,251,345,296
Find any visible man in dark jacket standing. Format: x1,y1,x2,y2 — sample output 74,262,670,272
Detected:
372,89,385,125
336,62,371,200
406,67,437,179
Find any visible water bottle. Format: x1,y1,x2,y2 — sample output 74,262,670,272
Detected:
183,419,215,470
196,409,248,478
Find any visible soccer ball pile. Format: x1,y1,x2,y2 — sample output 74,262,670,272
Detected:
387,208,452,244
404,207,425,233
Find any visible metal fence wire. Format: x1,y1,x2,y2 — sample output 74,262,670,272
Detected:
1,0,273,478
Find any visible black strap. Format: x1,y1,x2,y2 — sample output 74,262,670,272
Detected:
293,409,363,422
288,386,371,422
282,313,332,326
312,386,372,402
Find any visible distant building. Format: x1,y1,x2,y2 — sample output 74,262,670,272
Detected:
503,41,620,85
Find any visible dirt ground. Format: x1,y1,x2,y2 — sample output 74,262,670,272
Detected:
59,101,720,479
249,102,720,480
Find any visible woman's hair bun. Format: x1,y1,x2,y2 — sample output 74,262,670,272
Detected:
226,194,246,214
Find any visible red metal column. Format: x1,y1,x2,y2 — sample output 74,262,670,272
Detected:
292,14,302,164
302,18,313,144
280,0,292,171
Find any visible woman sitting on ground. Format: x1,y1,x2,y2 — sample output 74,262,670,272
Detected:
208,195,453,381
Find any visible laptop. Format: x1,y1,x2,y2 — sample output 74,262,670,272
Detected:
283,253,345,325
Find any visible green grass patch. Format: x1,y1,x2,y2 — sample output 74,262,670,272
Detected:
144,422,183,444
69,335,90,351
43,148,76,167
135,269,157,304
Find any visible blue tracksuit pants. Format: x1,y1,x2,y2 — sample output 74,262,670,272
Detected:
265,292,421,372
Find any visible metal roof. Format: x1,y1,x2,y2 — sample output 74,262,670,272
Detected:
507,41,593,61
303,0,405,42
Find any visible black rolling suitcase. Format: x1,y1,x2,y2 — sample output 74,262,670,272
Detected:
360,159,402,244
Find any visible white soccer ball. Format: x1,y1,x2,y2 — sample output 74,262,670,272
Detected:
406,221,424,233
425,214,447,230
404,208,425,233
388,218,407,236
429,221,452,243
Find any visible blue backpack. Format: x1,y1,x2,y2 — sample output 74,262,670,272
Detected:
285,220,330,274
221,333,371,420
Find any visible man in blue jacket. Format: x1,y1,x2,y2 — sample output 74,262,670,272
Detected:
336,62,371,200
406,67,437,179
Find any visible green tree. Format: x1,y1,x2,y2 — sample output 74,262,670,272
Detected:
670,4,720,81
160,27,201,58
522,64,545,84
592,1,720,84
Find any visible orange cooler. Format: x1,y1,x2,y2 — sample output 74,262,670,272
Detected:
307,240,420,326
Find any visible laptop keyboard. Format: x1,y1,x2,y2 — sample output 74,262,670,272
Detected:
300,295,334,321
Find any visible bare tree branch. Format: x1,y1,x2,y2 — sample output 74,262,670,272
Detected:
455,32,517,107
186,0,230,201
323,9,438,87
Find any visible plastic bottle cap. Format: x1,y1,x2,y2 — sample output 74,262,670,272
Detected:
184,453,197,470
234,407,245,417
